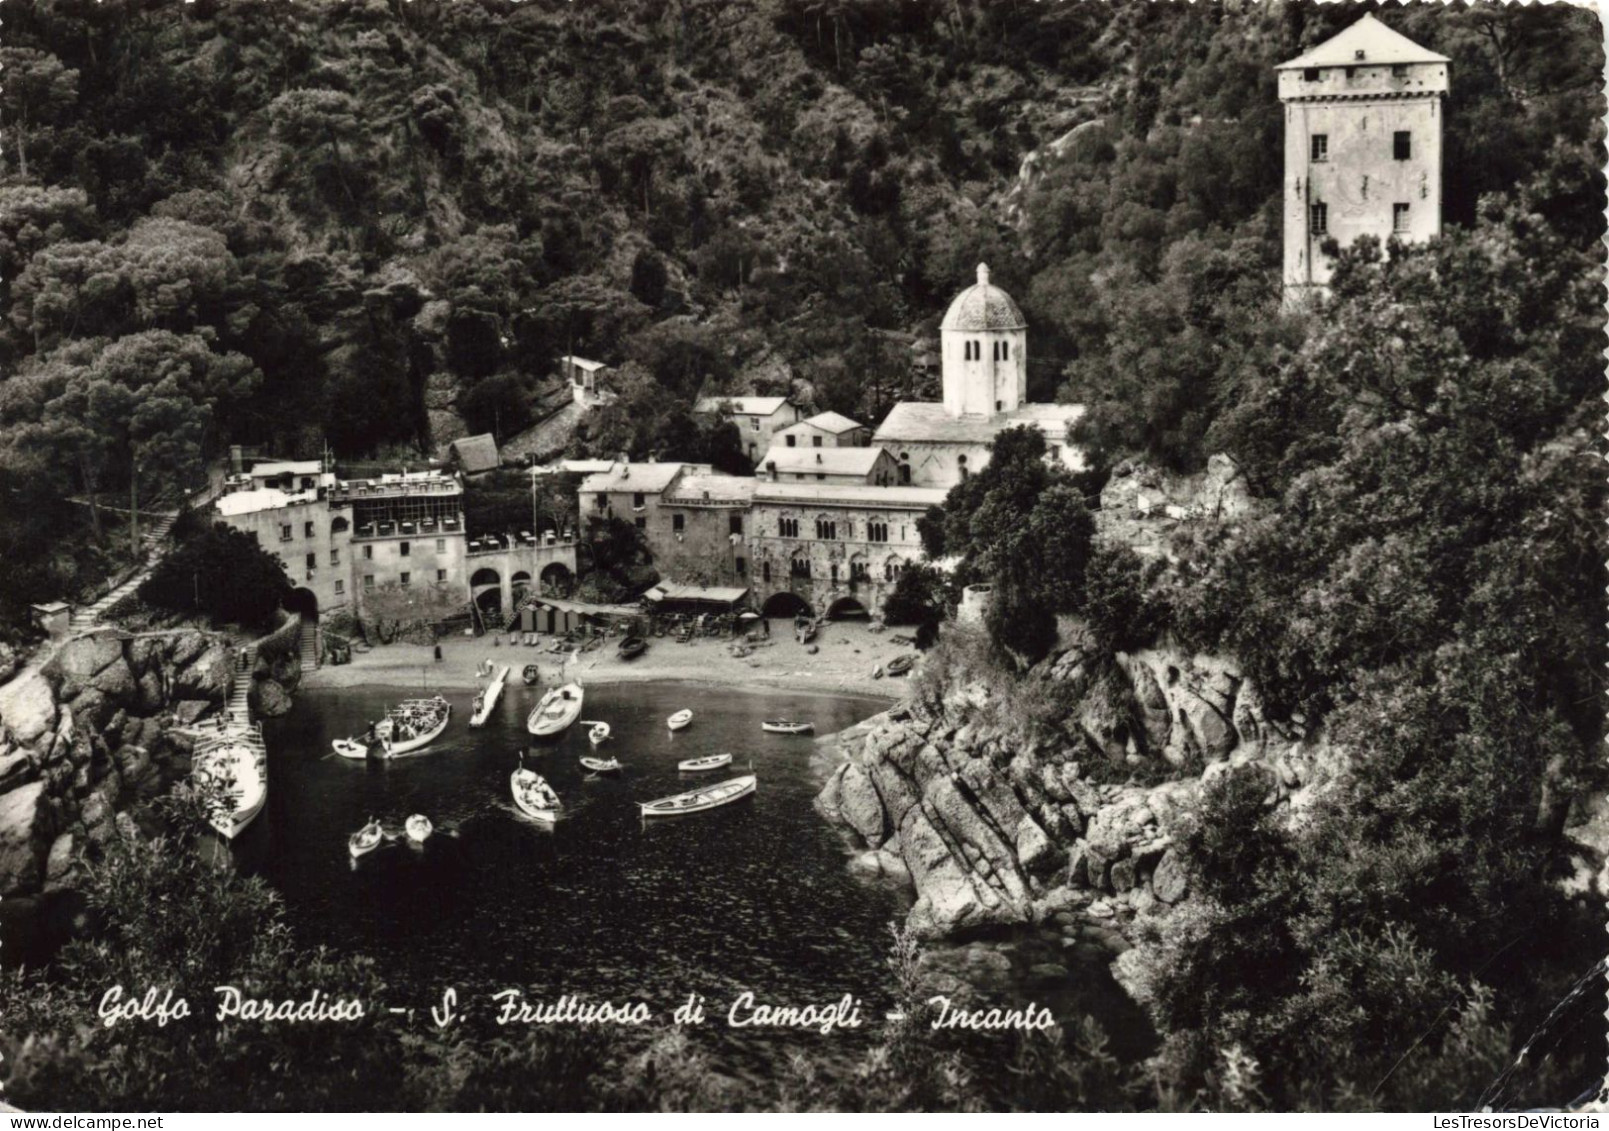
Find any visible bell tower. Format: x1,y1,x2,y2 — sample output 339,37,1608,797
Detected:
1279,14,1449,306
939,264,1028,419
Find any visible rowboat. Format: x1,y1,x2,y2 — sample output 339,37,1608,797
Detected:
511,766,562,821
349,818,384,858
580,755,622,774
885,654,916,677
583,720,611,745
405,814,433,842
618,636,648,660
640,774,757,818
522,664,541,686
527,682,584,737
678,753,731,773
667,709,693,731
762,719,814,735
193,730,267,839
469,663,510,727
332,736,370,759
796,624,817,644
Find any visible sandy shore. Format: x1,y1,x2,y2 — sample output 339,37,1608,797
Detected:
300,620,914,702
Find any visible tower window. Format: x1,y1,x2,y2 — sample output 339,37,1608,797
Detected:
1393,131,1411,160
1393,203,1410,233
1310,202,1328,236
672,513,684,533
1002,342,1009,360
1303,67,1321,82
1310,134,1328,162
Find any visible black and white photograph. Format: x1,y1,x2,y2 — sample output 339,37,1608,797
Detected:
0,0,1603,1114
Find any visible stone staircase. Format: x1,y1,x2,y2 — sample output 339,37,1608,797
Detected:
299,622,320,673
226,645,255,728
68,510,180,632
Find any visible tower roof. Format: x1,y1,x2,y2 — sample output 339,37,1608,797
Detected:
940,264,1026,333
1277,13,1448,70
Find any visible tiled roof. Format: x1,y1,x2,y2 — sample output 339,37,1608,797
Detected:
759,446,888,477
752,483,947,509
800,411,865,434
648,583,751,604
663,473,756,504
1279,14,1448,69
872,402,1085,444
560,355,608,371
694,395,791,417
940,264,1026,333
448,434,500,474
579,461,701,495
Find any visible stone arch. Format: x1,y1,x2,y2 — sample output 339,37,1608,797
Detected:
898,452,911,486
331,516,350,534
763,591,812,619
470,567,501,589
284,587,319,621
883,555,905,582
827,596,868,619
511,570,532,605
540,561,574,596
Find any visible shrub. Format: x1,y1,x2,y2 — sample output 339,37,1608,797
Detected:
139,522,290,630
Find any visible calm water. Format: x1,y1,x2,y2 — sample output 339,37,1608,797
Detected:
248,680,906,1071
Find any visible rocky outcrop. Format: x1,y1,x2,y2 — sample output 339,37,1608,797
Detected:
1095,454,1259,562
0,629,233,897
816,631,1343,949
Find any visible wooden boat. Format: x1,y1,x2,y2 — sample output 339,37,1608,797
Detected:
337,696,451,760
580,755,623,774
640,774,757,818
618,635,648,660
193,730,267,839
511,766,562,821
678,753,732,773
885,654,916,677
522,664,541,686
469,663,510,727
527,682,584,737
405,814,433,843
796,623,817,644
332,735,371,759
349,818,384,858
583,720,611,745
667,709,694,732
762,719,814,735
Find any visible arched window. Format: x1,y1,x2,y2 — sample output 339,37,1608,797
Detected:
331,516,350,534
957,454,968,482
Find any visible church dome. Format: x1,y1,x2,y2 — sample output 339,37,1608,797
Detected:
940,264,1026,332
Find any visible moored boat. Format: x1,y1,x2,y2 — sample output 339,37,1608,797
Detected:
405,814,433,842
527,682,584,737
332,735,371,759
618,635,648,660
677,753,732,773
761,719,814,735
584,720,611,745
470,663,511,727
667,709,694,732
640,774,757,818
511,766,562,821
349,818,384,858
193,729,267,840
522,663,541,686
343,697,451,759
885,654,916,677
579,755,623,774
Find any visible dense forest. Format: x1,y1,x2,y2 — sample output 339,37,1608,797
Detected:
0,0,1603,1111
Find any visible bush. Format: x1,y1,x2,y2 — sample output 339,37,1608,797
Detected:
139,522,290,630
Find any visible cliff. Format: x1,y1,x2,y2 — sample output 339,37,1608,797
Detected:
814,626,1350,993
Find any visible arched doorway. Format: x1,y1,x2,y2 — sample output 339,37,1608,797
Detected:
762,591,812,619
511,571,532,607
540,562,574,597
284,587,319,621
470,567,502,621
826,596,868,620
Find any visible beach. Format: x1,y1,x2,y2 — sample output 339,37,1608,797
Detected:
300,619,914,701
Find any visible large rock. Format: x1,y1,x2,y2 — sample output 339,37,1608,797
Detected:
0,670,57,746
43,832,75,891
1015,815,1061,876
0,750,35,790
0,642,18,685
50,635,125,699
0,782,53,895
1152,848,1189,903
172,642,231,700
134,668,166,714
847,848,911,887
838,762,886,847
174,699,214,726
250,678,294,718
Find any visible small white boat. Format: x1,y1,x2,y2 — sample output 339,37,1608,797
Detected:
511,766,562,821
349,818,384,858
640,773,757,818
469,664,511,727
580,755,622,774
667,709,694,732
762,719,814,735
405,814,433,843
332,736,370,759
582,720,611,745
528,682,584,737
193,731,267,840
678,753,732,773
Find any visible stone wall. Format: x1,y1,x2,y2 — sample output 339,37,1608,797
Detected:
0,629,234,899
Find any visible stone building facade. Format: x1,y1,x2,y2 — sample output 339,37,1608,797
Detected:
1279,14,1448,302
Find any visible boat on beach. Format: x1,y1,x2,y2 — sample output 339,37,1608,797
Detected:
511,765,562,821
405,814,433,842
667,709,694,731
618,635,648,660
761,719,814,735
193,728,268,840
885,654,916,677
579,755,623,774
640,773,757,818
470,663,511,727
522,664,541,686
677,753,732,773
349,818,384,858
528,682,584,737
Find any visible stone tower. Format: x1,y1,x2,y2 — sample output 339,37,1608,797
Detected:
1278,14,1449,305
939,264,1028,418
